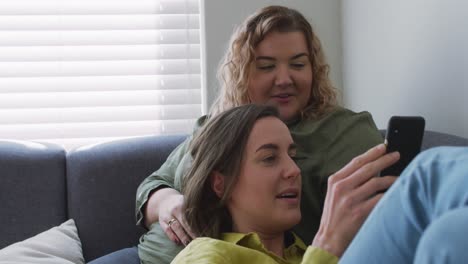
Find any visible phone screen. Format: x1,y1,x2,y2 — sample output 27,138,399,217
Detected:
381,116,425,176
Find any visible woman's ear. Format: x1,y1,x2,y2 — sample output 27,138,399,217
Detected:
211,171,225,198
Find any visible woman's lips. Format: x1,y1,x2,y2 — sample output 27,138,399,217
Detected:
272,94,293,104
276,188,300,205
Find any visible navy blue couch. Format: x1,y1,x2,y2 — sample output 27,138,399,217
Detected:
1,131,467,262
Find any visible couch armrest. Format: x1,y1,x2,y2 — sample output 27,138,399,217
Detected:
66,135,186,262
0,140,66,249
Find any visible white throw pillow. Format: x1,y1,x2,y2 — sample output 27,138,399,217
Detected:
0,219,85,264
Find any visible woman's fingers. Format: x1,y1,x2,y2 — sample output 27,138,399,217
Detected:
172,210,196,244
178,215,197,239
160,219,181,244
331,144,387,182
158,193,195,246
360,191,386,219
341,151,400,189
352,176,398,204
168,217,192,246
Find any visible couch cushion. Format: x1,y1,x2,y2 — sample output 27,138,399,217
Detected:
66,135,186,262
0,140,67,249
0,219,84,264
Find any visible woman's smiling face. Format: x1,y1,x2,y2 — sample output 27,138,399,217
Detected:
248,31,313,122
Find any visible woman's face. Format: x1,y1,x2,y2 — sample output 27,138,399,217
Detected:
227,116,301,234
248,31,313,122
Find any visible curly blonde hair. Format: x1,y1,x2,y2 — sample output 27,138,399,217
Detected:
209,5,337,120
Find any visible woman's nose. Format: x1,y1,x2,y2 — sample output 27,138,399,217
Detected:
284,157,301,179
274,65,293,88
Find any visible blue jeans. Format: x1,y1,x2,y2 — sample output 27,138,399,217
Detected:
88,246,139,264
341,147,468,263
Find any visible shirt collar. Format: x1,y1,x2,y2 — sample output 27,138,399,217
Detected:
221,231,307,252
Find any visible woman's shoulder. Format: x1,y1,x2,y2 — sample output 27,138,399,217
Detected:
293,106,376,131
325,106,378,133
324,106,374,120
192,115,209,132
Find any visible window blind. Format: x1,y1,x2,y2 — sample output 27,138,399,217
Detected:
0,0,202,150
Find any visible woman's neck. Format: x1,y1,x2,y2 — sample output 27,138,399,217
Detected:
257,232,285,258
232,223,285,257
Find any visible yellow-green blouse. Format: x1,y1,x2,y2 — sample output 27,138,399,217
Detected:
171,232,338,264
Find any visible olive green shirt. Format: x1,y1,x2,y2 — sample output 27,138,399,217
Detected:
171,232,338,264
136,107,383,264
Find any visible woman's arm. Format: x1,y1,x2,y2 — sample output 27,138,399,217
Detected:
137,116,208,244
135,137,196,244
312,144,399,257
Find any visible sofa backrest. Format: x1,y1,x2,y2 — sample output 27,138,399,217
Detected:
420,130,468,149
380,130,468,150
0,140,67,249
66,134,186,262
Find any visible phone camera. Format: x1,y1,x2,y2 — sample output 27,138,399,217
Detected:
394,129,399,134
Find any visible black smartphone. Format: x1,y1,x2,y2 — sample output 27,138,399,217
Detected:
380,116,425,176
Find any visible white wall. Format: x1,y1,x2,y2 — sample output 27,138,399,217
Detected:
342,0,468,137
201,0,342,113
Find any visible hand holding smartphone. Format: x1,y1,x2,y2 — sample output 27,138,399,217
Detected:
380,116,425,176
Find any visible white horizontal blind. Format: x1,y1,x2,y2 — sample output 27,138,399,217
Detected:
0,0,202,150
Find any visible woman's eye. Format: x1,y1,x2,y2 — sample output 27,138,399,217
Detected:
262,155,276,164
291,63,305,69
257,65,275,70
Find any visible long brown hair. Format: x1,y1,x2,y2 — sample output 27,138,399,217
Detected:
182,104,280,238
210,5,337,120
